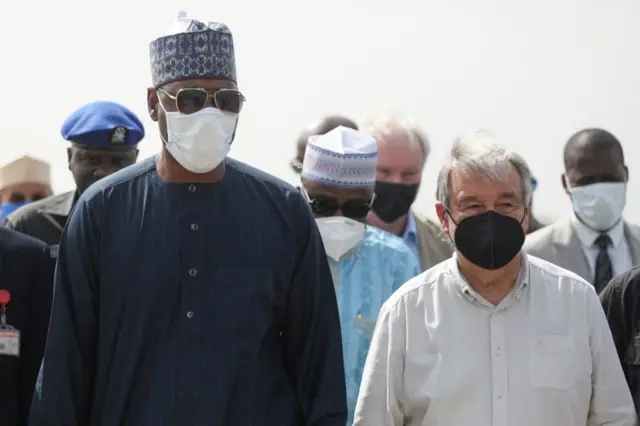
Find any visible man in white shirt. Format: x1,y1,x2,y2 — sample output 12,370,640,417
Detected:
524,128,640,293
353,130,635,426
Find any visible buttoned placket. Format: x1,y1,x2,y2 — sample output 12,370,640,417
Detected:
185,184,199,321
490,304,509,426
176,183,206,399
459,278,527,426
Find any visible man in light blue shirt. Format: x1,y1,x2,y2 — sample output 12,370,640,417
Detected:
301,126,420,425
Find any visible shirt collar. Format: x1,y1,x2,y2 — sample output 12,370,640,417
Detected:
402,210,419,242
447,253,529,308
570,212,625,249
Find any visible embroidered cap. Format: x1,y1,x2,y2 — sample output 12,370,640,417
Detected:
0,155,51,190
302,126,378,188
61,101,145,149
150,11,237,88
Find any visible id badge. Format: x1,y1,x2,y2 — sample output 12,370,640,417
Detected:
0,289,19,357
0,328,20,357
50,244,59,259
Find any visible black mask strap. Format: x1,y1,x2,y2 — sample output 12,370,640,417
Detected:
445,209,459,227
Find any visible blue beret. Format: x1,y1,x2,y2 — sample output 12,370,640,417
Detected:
61,101,145,148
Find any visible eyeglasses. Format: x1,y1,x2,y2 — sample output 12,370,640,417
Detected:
157,87,246,115
301,186,374,219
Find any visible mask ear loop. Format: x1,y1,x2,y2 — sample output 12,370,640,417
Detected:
520,194,532,225
361,192,377,231
368,193,377,208
445,209,460,227
519,208,528,226
155,90,172,148
299,182,311,202
229,115,240,146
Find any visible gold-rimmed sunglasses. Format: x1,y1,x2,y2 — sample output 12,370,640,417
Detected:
157,87,246,115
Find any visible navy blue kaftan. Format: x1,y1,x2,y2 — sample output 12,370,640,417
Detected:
29,156,347,426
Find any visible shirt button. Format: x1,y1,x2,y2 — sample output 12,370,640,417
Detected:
190,223,199,231
186,311,194,319
496,348,501,356
497,394,503,400
188,268,197,276
188,184,196,193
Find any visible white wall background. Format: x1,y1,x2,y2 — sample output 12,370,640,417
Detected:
1,0,638,222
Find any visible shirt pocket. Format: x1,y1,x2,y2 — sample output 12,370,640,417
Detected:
529,335,579,390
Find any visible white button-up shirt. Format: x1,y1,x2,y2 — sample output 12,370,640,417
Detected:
571,214,633,278
353,254,635,426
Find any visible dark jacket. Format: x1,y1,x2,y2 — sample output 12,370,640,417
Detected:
600,266,640,418
5,191,76,246
0,228,55,426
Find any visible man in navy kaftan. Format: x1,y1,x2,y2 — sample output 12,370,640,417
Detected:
29,13,346,426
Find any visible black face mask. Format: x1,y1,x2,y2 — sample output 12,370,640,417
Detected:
371,182,419,223
450,210,526,270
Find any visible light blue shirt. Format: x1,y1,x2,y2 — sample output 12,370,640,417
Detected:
330,226,421,425
402,211,422,270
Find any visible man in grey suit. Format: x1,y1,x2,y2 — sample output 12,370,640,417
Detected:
524,128,640,292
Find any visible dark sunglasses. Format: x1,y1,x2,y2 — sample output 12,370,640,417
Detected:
301,187,374,219
9,192,46,203
157,87,246,114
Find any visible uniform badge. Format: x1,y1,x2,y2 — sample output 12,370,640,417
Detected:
110,126,128,145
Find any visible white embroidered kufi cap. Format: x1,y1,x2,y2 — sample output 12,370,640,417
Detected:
302,126,377,188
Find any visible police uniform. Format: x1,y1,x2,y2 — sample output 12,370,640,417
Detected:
5,102,144,246
4,191,76,245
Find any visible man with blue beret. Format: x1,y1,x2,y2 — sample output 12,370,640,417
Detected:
5,100,144,245
30,11,346,426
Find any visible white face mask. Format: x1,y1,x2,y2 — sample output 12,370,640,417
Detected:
569,182,627,231
315,217,366,262
162,106,238,173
